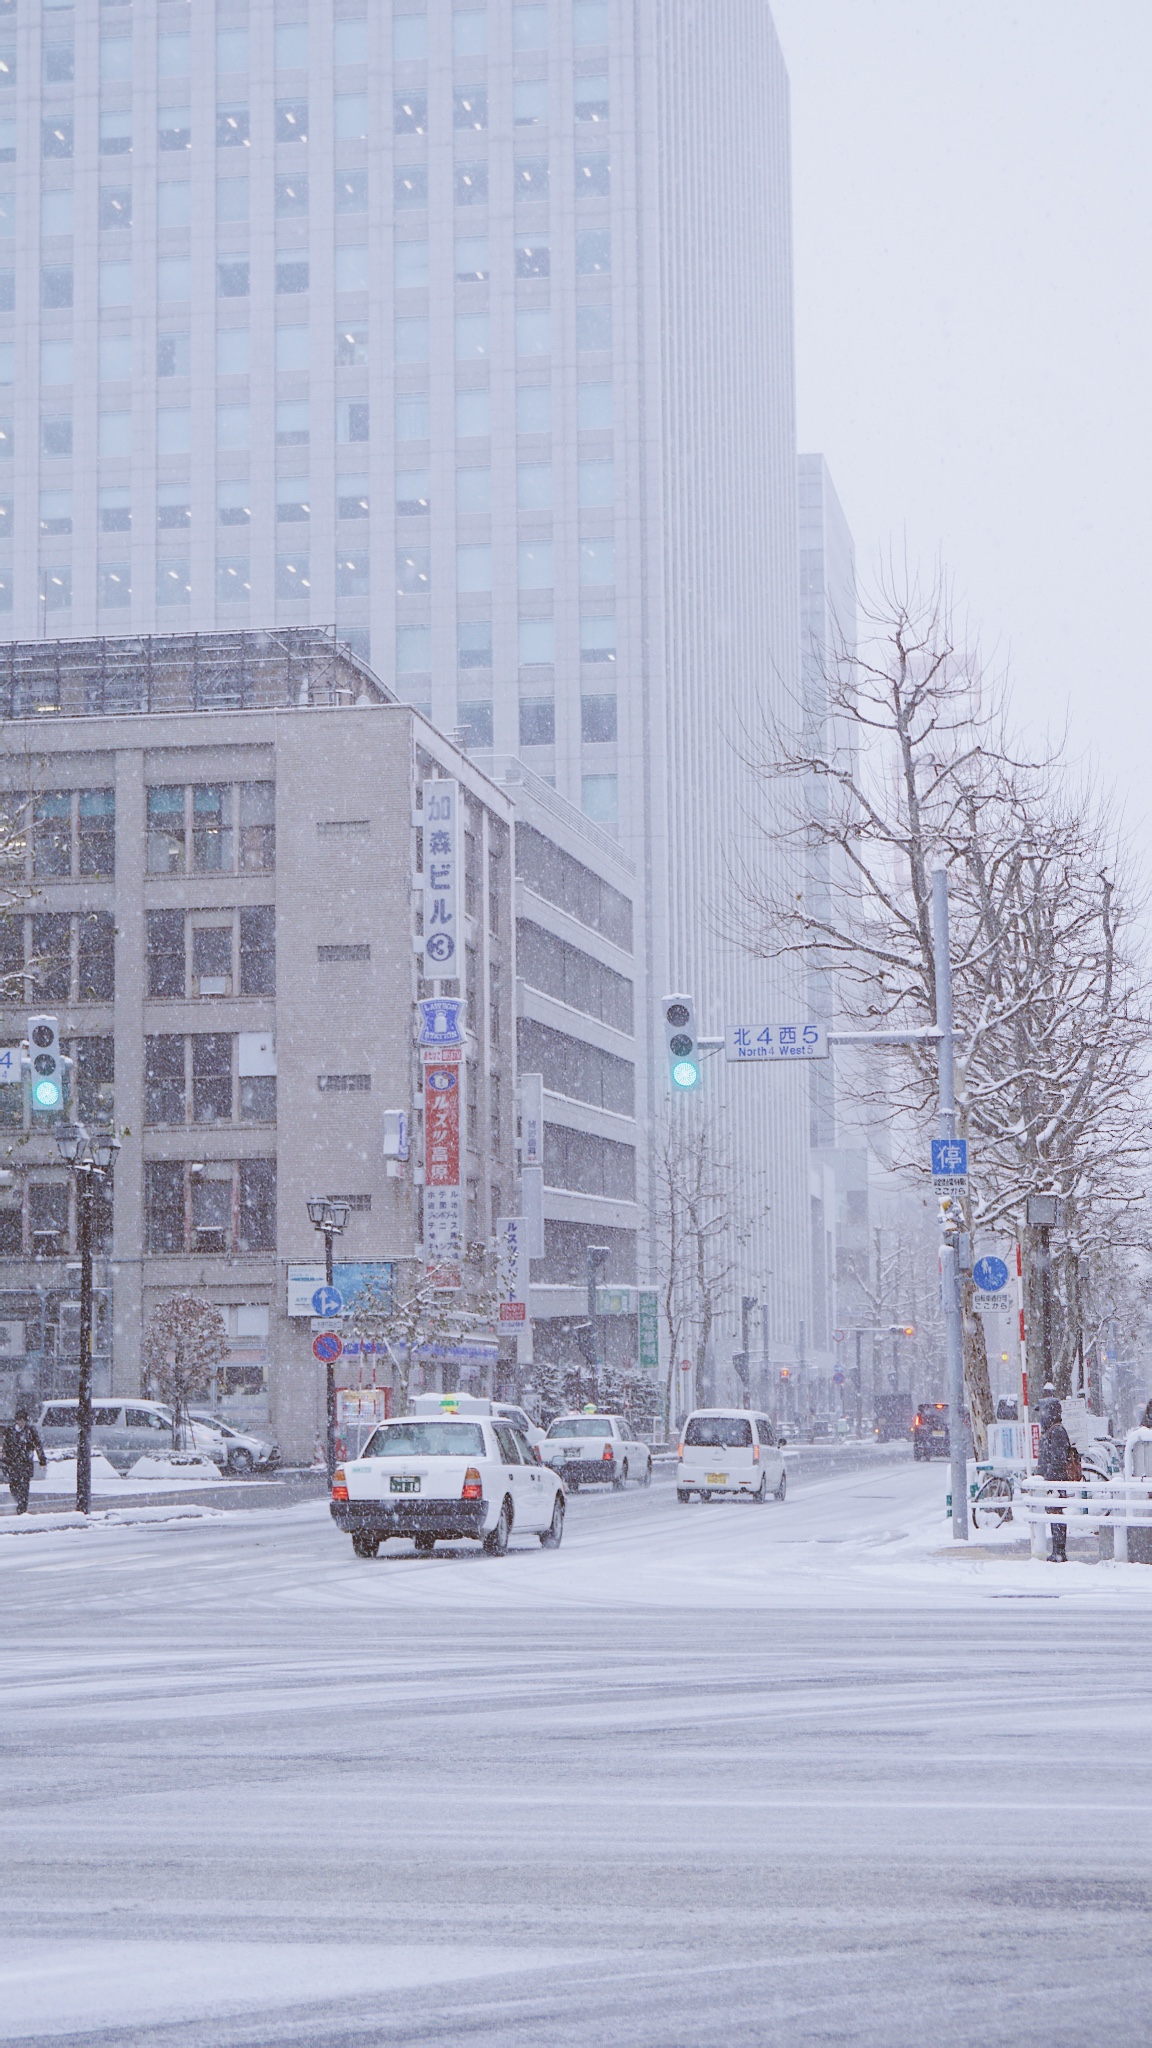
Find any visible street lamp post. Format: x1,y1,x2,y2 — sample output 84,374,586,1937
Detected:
307,1195,350,1483
585,1244,610,1383
932,866,969,1541
54,1123,120,1515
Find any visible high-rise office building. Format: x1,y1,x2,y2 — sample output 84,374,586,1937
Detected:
3,0,810,1374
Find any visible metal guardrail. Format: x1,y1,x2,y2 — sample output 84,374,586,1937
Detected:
1015,1476,1152,1558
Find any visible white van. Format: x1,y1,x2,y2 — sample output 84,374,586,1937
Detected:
677,1408,787,1503
409,1390,546,1451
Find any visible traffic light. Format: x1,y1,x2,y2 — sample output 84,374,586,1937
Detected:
27,1014,65,1114
662,993,700,1090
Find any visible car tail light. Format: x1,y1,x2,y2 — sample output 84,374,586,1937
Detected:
332,1466,348,1502
461,1466,482,1501
602,1441,614,1461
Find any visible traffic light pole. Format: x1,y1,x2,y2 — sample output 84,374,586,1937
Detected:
75,1171,94,1517
932,867,969,1542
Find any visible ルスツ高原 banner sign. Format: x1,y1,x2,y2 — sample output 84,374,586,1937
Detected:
421,778,459,973
423,1062,460,1187
424,1185,463,1290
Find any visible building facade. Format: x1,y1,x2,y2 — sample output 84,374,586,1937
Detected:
1,0,811,1372
0,631,517,1460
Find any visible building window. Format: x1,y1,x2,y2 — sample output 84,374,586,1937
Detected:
396,470,430,516
394,91,427,136
517,462,551,510
192,1033,232,1123
513,6,548,50
582,774,618,823
146,1034,185,1126
146,1159,276,1255
216,28,249,73
337,398,369,442
275,400,309,445
71,1036,114,1125
217,404,249,449
159,108,192,152
576,305,611,352
581,694,617,743
97,565,130,610
100,111,132,156
41,265,72,309
275,101,308,145
78,912,115,1000
217,176,249,224
395,316,429,362
275,325,307,370
145,1161,184,1253
453,10,487,55
240,906,275,995
454,162,487,207
217,260,249,298
397,625,430,674
574,1,609,44
394,550,427,596
337,324,370,367
32,795,71,878
516,385,551,433
157,331,190,377
336,477,368,520
580,615,617,664
575,75,609,122
100,36,132,83
148,787,274,878
456,389,491,436
519,617,555,665
217,483,250,527
99,186,131,231
41,568,71,613
395,165,428,211
515,240,551,279
454,88,487,131
277,478,310,523
516,310,551,357
394,240,428,289
145,910,184,997
514,81,548,126
336,169,368,213
457,545,491,592
157,483,191,529
519,698,554,746
157,256,191,302
458,702,492,749
217,105,250,149
577,228,611,275
276,257,309,295
578,458,614,506
218,328,249,375
579,538,615,585
518,542,553,590
458,621,492,669
456,466,490,515
455,237,489,282
576,152,610,198
579,382,613,430
456,314,489,359
216,558,250,604
396,392,430,440
515,158,548,201
336,94,370,142
99,488,131,532
275,553,310,600
42,118,73,160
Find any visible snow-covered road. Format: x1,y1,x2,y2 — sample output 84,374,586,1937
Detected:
3,1455,1152,2047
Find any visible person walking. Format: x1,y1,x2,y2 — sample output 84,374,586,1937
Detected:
1038,1395,1075,1562
2,1404,47,1515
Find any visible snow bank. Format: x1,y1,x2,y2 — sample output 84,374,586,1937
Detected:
0,1504,223,1536
126,1453,221,1481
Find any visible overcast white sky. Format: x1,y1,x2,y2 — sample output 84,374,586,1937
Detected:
770,0,1152,834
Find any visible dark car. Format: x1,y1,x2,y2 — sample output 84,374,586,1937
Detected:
912,1402,950,1460
873,1394,914,1443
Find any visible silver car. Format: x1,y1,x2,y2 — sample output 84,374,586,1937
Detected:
188,1410,280,1474
37,1398,228,1473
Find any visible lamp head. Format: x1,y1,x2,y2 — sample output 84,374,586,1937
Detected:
306,1196,328,1229
54,1122,87,1167
328,1199,351,1234
92,1131,120,1173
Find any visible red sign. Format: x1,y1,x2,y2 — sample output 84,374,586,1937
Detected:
498,1301,527,1324
423,1061,460,1187
313,1332,342,1364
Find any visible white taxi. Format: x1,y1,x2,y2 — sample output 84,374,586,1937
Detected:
541,1413,652,1490
330,1414,566,1558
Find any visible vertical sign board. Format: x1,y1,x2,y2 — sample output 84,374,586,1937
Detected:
519,1072,544,1164
421,779,459,976
496,1215,527,1324
638,1288,660,1369
423,1056,462,1288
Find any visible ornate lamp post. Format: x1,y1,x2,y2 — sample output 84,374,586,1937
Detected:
307,1195,350,1482
54,1123,120,1514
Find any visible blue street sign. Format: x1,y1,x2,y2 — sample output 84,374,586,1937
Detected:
833,1370,845,1386
311,1284,344,1317
417,997,465,1047
930,1138,968,1178
972,1255,1009,1294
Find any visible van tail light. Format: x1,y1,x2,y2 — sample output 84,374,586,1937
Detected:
602,1441,614,1461
677,1442,684,1460
332,1466,349,1502
461,1466,482,1501
753,1442,760,1463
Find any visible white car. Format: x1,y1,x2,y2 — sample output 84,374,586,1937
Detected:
677,1408,787,1503
188,1410,280,1474
541,1413,652,1490
330,1413,566,1558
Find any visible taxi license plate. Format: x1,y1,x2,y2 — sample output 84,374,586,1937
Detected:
390,1476,420,1493
706,1472,728,1485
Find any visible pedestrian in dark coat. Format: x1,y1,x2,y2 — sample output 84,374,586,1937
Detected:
2,1406,46,1514
1038,1396,1073,1561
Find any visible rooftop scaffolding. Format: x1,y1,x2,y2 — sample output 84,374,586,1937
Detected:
0,627,393,721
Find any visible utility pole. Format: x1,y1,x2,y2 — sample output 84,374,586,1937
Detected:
932,867,968,1541
740,1295,757,1410
586,1244,610,1382
854,1327,863,1438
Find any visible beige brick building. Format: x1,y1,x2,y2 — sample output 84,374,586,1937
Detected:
0,629,517,1461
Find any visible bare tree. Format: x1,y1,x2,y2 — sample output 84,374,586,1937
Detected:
343,1248,503,1414
141,1295,229,1449
737,570,1152,1436
649,1107,759,1424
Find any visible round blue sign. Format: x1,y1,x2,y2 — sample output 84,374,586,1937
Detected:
311,1284,344,1317
972,1256,1009,1294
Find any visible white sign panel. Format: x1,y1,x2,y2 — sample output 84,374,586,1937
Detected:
287,1264,325,1317
519,1072,544,1165
238,1032,276,1077
421,778,460,974
424,1185,463,1289
496,1215,526,1324
520,1164,544,1260
725,1023,828,1062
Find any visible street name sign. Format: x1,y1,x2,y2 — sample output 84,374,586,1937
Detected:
725,1023,828,1062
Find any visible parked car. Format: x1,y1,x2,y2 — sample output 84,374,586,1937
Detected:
331,1414,566,1558
541,1413,652,1490
188,1410,280,1474
676,1409,787,1503
873,1394,915,1443
37,1398,228,1473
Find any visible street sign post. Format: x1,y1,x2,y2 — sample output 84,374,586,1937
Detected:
931,1136,968,1194
311,1284,343,1318
313,1330,342,1364
725,1023,828,1062
972,1253,1011,1315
